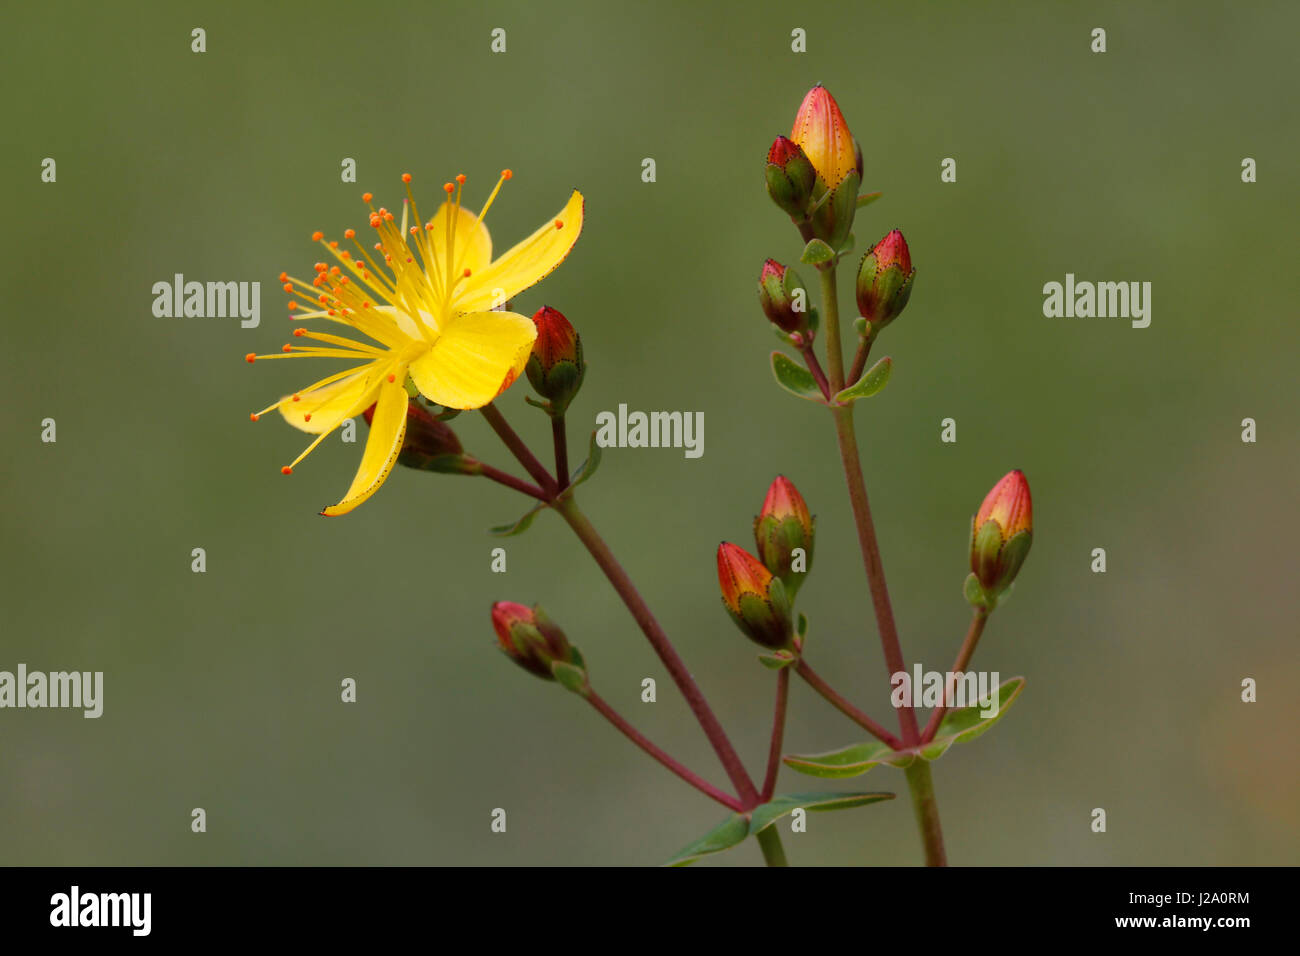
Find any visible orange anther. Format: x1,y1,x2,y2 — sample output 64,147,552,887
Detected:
456,174,466,185
369,215,381,228
362,192,373,203
409,226,419,235
344,228,356,239
555,220,563,229
311,231,324,241
401,173,412,183
245,353,256,363
387,373,396,383
443,182,454,194
463,268,472,277
287,302,298,310
331,266,342,274
282,283,292,292
294,328,307,337
278,271,288,282
501,169,513,179
281,466,293,475
292,394,301,402
304,413,312,422
383,212,394,221
283,345,293,353
328,241,338,249
314,262,327,272
249,413,259,421
425,222,434,231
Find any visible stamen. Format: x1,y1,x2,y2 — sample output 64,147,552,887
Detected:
311,231,324,242
282,466,293,475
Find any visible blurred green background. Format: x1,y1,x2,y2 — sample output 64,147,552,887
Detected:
3,0,1296,866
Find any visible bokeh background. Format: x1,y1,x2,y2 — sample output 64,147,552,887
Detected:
3,0,1296,866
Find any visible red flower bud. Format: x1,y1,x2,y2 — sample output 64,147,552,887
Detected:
525,306,585,415
717,542,793,650
856,229,915,329
970,470,1034,595
363,399,476,474
765,135,816,218
753,476,815,600
758,259,811,337
491,601,585,689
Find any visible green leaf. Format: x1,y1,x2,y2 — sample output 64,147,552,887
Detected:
488,501,547,537
566,431,602,490
663,791,894,866
833,356,892,403
784,739,915,778
770,352,826,403
856,191,883,209
800,238,835,265
785,677,1027,778
919,676,1026,760
663,814,749,867
749,791,894,834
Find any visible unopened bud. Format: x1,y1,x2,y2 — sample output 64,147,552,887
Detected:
855,229,915,329
717,542,793,650
364,400,476,474
758,260,811,337
491,601,588,692
970,470,1033,596
525,306,586,415
753,476,815,600
765,136,816,218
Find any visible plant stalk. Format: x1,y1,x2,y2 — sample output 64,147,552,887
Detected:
794,660,903,750
921,607,990,743
586,690,742,811
555,496,761,807
903,759,947,866
760,668,791,801
755,825,789,867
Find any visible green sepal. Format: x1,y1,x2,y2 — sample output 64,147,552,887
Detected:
963,572,993,609
757,649,798,670
995,531,1033,593
838,233,855,256
800,238,835,265
551,660,589,696
856,191,883,208
770,351,826,403
663,791,894,866
833,356,892,404
813,169,860,250
488,501,547,537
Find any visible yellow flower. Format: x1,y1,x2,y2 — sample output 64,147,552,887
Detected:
247,171,584,516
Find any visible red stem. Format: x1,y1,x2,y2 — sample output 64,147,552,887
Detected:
794,660,905,751
760,668,790,801
556,496,762,807
474,461,548,501
586,690,743,811
800,345,833,400
920,607,990,743
480,403,558,495
552,414,570,489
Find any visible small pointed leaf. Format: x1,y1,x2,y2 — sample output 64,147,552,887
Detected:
770,351,826,403
800,238,835,265
834,356,892,403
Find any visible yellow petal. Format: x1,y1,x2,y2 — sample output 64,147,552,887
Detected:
320,376,409,517
453,191,583,313
408,311,536,409
277,366,380,434
430,199,493,278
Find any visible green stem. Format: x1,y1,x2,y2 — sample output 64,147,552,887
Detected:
920,607,990,743
586,690,742,811
903,760,948,866
755,825,789,867
817,265,845,392
555,496,762,807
